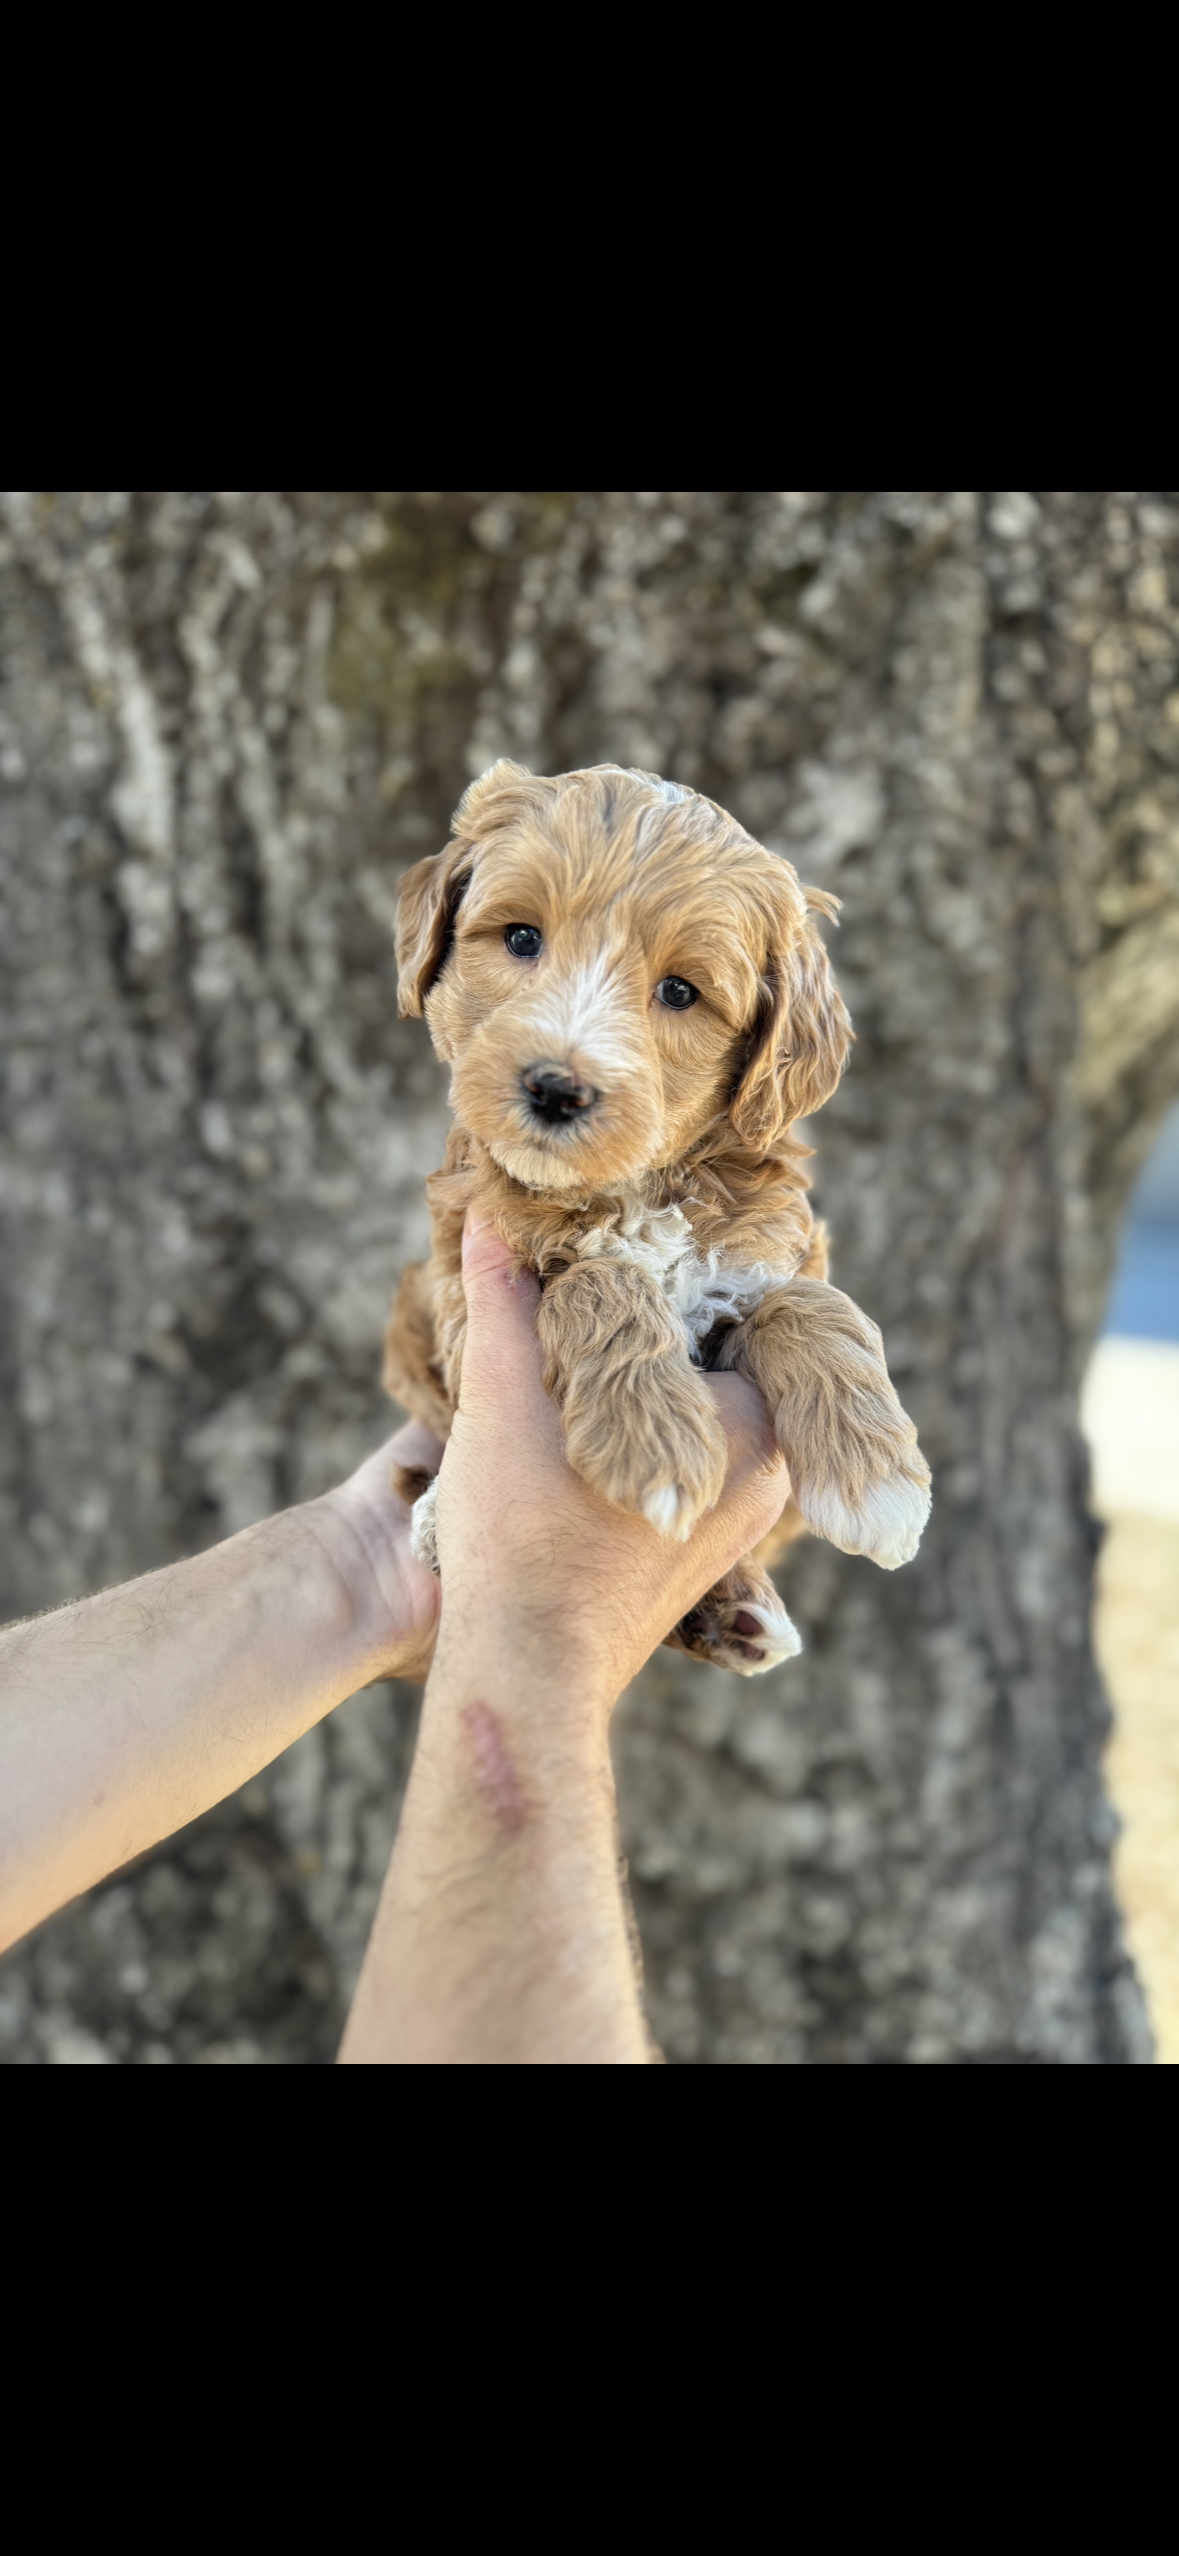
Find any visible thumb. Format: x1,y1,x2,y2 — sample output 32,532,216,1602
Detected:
459,1214,543,1406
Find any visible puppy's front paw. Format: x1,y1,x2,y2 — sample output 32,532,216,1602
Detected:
564,1364,728,1541
795,1464,931,1570
669,1563,802,1675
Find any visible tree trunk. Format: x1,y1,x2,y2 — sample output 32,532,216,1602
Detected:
2,491,1176,2064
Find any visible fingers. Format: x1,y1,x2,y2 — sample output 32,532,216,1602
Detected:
455,1219,787,1574
340,1424,445,1514
705,1372,791,1550
461,1213,540,1304
708,1371,780,1476
387,1420,447,1474
458,1216,545,1413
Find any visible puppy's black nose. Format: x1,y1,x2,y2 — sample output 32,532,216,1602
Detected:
521,1062,597,1123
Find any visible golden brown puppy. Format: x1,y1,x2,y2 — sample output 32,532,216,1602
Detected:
383,762,930,1673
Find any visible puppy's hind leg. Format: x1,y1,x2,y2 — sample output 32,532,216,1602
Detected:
667,1556,802,1676
383,1260,454,1439
386,1258,454,1576
406,1472,441,1574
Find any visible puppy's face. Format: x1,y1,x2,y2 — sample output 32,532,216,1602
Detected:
398,765,849,1192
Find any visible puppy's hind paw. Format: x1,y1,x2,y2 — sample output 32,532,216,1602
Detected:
711,1597,802,1675
408,1473,441,1575
670,1568,803,1676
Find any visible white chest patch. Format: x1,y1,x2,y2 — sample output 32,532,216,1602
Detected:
571,1199,792,1362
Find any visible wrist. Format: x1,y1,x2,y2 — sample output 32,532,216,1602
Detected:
308,1481,436,1685
289,1495,406,1685
428,1602,619,1735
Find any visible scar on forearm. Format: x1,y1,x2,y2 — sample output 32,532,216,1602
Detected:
460,1701,527,1833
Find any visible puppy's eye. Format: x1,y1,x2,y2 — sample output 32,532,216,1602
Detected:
505,925,543,960
655,976,698,1010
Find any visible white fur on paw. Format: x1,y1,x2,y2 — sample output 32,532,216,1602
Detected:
711,1600,803,1676
641,1483,694,1541
410,1475,441,1574
799,1471,931,1570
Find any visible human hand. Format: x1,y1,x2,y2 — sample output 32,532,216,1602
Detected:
432,1218,790,1715
341,1223,788,2063
318,1417,445,1685
0,1411,447,1954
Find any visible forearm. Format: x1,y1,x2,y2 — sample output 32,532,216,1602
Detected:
340,1620,650,2065
0,1494,416,1953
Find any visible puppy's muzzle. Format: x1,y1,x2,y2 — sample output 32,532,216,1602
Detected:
521,1061,598,1124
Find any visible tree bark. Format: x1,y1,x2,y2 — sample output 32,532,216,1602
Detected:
2,491,1176,2063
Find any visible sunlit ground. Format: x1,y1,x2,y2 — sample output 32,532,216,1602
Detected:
1084,1337,1179,2062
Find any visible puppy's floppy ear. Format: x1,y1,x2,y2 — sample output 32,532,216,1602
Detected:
396,839,473,1017
396,760,549,1016
730,883,852,1146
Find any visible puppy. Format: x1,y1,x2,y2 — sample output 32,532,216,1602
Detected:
383,762,931,1674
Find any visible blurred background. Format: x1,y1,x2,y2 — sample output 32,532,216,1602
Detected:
1085,1102,1179,2056
1,491,1176,2064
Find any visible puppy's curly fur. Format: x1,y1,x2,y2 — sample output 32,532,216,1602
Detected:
384,761,930,1674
